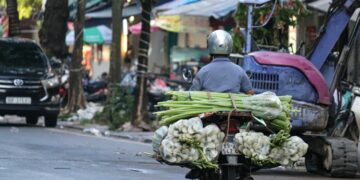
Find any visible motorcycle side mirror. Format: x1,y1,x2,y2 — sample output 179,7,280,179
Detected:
182,68,193,83
50,59,62,69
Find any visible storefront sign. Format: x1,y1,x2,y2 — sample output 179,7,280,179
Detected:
155,15,210,34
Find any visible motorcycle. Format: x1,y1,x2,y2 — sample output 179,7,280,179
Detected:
83,80,108,102
190,111,268,180
59,68,69,108
181,68,268,180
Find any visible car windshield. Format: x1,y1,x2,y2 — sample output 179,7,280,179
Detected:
0,41,47,76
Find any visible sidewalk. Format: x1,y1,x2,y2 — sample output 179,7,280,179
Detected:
58,121,154,143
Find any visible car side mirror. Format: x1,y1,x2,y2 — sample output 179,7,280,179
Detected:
182,67,193,83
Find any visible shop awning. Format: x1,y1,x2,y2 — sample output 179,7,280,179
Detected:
129,22,161,35
66,25,112,45
85,4,141,19
157,0,238,19
154,0,200,11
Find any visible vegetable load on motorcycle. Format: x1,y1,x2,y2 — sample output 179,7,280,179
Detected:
152,91,309,169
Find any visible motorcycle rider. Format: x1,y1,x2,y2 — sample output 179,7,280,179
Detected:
190,29,254,94
186,30,253,179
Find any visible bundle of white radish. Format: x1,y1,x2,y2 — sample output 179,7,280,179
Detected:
167,117,203,141
268,136,308,166
234,130,309,166
160,136,199,163
152,126,168,153
159,117,203,163
155,117,224,169
201,124,225,161
234,130,271,162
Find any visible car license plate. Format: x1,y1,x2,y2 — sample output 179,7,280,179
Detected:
222,142,240,155
6,97,32,104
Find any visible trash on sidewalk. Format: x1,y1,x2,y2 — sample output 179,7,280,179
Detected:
67,102,104,121
83,127,102,137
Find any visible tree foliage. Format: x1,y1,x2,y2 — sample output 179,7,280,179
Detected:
233,0,310,52
0,0,42,19
17,0,41,19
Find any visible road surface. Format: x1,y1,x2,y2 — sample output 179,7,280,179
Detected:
0,122,357,180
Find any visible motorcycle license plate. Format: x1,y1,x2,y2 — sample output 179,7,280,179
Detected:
222,142,240,155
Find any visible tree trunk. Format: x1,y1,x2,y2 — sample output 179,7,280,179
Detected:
6,0,20,37
38,0,69,60
132,0,152,128
104,0,124,124
67,0,86,113
108,0,123,85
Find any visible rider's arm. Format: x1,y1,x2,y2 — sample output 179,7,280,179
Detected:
190,75,201,91
240,72,253,95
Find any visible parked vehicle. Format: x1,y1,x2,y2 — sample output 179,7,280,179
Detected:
178,0,360,179
0,38,61,127
84,80,108,102
236,0,360,178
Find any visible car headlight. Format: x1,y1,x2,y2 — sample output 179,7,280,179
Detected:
42,76,60,88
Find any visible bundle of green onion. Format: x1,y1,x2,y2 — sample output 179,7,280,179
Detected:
155,91,292,132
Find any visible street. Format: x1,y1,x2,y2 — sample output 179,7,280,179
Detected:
0,122,357,180
0,124,187,180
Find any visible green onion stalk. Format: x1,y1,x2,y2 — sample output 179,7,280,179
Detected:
155,91,293,132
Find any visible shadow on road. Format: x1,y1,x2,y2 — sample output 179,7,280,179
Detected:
255,169,313,176
0,123,41,127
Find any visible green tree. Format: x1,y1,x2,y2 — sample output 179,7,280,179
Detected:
233,0,310,52
132,0,152,129
0,0,42,37
17,0,41,19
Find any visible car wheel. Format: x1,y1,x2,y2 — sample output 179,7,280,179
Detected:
44,114,58,127
25,116,38,125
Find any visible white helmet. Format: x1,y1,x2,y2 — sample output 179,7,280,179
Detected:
207,30,233,55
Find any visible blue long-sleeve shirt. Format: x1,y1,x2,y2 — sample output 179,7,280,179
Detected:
190,57,252,93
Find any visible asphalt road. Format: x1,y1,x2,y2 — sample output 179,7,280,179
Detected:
0,125,187,180
0,122,358,180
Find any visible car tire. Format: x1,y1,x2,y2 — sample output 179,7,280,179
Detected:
25,116,38,125
44,114,58,127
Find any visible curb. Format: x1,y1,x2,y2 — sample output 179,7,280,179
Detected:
59,122,153,144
